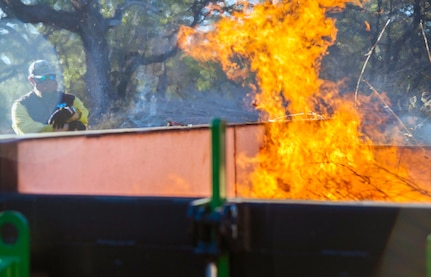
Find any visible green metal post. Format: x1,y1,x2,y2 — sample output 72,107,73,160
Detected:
427,234,431,277
210,118,229,277
0,211,29,277
211,118,227,210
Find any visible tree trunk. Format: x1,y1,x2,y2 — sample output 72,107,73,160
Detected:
74,1,113,124
0,0,115,125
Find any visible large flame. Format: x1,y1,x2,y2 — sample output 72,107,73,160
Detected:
178,0,431,202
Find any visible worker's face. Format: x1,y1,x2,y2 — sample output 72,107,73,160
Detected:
30,74,58,93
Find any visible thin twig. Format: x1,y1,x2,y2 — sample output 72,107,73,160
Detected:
413,115,431,132
362,80,423,146
354,18,391,109
374,162,431,197
420,20,431,66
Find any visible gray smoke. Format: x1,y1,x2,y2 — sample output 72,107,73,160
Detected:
120,87,259,128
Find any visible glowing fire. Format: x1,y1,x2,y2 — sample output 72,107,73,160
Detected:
178,0,431,202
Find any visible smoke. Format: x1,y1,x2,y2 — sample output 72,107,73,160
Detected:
120,86,259,128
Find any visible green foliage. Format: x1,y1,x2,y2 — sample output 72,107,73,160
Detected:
99,0,117,17
44,29,87,101
181,56,229,91
3,0,431,133
322,0,431,109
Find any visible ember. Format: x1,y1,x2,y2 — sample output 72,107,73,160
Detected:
179,0,431,202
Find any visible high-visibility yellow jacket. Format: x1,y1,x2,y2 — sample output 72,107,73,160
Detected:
11,91,89,135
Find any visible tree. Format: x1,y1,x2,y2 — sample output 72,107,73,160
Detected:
0,0,113,122
3,0,431,133
323,0,431,111
0,0,238,126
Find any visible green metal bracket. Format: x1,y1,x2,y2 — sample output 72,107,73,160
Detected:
210,118,229,277
0,211,29,277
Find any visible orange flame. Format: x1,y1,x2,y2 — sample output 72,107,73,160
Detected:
178,0,431,202
364,20,371,31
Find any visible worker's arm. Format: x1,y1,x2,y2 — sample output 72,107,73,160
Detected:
72,97,89,126
11,102,54,135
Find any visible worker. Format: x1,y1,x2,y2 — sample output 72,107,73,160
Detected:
11,60,89,135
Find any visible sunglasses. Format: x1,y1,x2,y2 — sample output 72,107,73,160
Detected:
34,74,56,83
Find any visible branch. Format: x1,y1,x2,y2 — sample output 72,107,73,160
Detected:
0,24,30,47
108,1,161,27
0,0,80,32
354,18,391,109
420,20,431,66
362,80,427,150
0,67,19,83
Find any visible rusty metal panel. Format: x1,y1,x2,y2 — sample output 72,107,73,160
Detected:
0,124,263,197
0,142,18,192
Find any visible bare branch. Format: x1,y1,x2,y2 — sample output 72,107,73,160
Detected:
108,1,161,27
354,18,391,109
420,20,431,66
362,80,428,150
0,0,80,32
